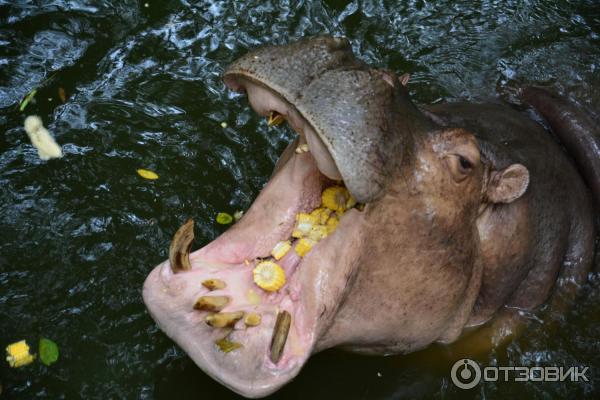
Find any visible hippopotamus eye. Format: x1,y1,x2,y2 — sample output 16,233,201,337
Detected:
459,156,473,171
446,154,476,183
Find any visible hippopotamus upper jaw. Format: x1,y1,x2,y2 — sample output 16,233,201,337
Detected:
223,36,420,204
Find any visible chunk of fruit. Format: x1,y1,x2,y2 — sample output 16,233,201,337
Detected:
6,340,35,368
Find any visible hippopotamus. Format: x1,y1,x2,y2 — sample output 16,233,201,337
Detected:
142,36,599,397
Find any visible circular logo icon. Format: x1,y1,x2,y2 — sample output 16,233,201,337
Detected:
451,358,481,389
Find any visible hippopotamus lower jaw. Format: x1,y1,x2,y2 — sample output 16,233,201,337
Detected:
143,143,367,397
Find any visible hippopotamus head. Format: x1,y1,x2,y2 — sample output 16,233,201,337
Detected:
142,36,530,397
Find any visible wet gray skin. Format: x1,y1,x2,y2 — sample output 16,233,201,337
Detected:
143,36,598,397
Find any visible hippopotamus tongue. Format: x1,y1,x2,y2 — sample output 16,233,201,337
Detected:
223,36,407,203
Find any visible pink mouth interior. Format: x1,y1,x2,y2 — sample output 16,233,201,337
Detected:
187,148,336,368
143,75,366,397
143,141,363,396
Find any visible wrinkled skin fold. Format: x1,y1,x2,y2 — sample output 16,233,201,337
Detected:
143,36,598,398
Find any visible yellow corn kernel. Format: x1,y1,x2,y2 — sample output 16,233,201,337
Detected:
322,186,350,212
292,213,317,238
295,238,316,257
326,216,339,234
6,340,35,368
308,225,328,241
271,240,291,260
253,261,286,292
310,207,332,225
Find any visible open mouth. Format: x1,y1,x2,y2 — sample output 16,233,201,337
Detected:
143,75,367,397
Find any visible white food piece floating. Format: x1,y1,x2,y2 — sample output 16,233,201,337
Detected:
23,115,63,160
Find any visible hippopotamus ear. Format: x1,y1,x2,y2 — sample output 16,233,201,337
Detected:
379,71,410,87
487,164,530,204
398,73,410,86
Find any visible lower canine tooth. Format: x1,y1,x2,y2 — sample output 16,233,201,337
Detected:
205,311,244,328
270,310,291,363
194,296,230,312
169,219,194,273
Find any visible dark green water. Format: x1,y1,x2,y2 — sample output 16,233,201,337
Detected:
1,0,599,398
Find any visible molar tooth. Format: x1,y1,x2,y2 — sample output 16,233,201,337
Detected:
295,143,309,154
205,311,244,328
194,296,230,312
270,310,291,363
202,279,226,291
169,219,194,273
244,313,262,327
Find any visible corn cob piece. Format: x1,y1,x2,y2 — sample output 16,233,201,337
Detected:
326,216,339,234
6,340,35,368
310,207,332,224
322,186,350,212
295,238,316,257
292,213,318,238
271,240,291,260
308,225,328,241
253,261,286,292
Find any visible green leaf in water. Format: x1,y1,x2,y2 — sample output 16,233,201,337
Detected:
216,212,233,225
19,89,37,112
38,338,59,366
